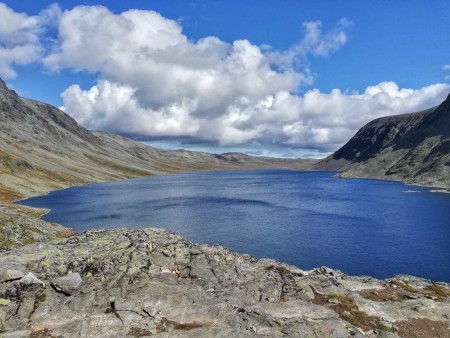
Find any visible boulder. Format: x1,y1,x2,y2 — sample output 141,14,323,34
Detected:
19,272,45,287
51,272,83,295
0,270,24,283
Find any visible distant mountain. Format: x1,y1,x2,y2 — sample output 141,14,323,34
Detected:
0,78,313,203
316,94,450,188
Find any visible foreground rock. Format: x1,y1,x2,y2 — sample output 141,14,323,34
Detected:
0,228,449,337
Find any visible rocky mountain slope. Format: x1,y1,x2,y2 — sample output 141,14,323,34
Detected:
1,228,449,337
316,94,450,188
0,77,312,204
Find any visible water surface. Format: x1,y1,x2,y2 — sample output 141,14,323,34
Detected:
20,170,450,282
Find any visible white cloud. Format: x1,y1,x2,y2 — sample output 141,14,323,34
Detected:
280,82,450,150
444,65,450,80
51,6,450,153
268,18,352,69
62,79,450,152
46,6,307,120
44,5,353,150
2,4,449,155
0,3,41,78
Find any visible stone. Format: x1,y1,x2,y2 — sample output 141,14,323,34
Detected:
16,297,34,319
51,272,83,295
19,272,45,287
0,330,33,338
0,269,24,283
189,247,203,255
0,309,6,330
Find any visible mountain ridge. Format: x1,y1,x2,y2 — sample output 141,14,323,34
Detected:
315,93,450,189
0,78,313,203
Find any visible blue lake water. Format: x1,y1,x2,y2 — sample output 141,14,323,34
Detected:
19,170,450,282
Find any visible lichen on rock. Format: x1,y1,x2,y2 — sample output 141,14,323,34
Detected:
0,228,448,337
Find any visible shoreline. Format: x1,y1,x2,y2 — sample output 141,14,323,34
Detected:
8,168,450,283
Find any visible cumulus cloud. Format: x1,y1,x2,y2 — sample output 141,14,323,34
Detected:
61,79,450,152
45,6,306,119
0,3,42,78
268,18,352,70
2,3,449,155
43,5,349,149
280,82,450,150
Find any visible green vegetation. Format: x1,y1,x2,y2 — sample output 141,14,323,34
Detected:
0,298,11,306
34,295,47,310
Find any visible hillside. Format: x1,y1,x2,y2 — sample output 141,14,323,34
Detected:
316,94,450,188
0,78,312,204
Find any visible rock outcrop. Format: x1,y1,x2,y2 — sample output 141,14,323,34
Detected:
0,204,74,249
0,228,449,337
316,94,450,189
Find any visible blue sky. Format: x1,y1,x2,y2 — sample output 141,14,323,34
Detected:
1,1,450,157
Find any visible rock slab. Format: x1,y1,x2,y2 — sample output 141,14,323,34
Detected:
0,228,449,337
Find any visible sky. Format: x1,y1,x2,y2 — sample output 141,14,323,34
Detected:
1,1,450,158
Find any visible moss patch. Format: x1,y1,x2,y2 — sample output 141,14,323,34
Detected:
391,280,450,302
127,327,153,337
359,287,408,302
30,328,62,338
0,298,11,306
312,289,395,333
34,294,47,310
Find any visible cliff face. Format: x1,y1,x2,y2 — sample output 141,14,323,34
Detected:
0,78,312,204
316,94,450,188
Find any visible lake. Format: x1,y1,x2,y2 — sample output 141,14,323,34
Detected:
19,170,450,282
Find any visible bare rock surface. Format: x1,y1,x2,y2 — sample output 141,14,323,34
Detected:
0,228,449,337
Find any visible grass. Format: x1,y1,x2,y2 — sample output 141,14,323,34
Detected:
127,327,153,337
84,154,152,177
157,318,204,332
425,283,450,300
312,290,395,333
0,183,23,203
391,280,450,301
34,295,46,310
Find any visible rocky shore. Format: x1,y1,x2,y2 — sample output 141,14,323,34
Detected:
0,227,449,337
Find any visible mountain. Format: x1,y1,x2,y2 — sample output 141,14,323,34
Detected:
0,78,313,203
316,94,450,188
